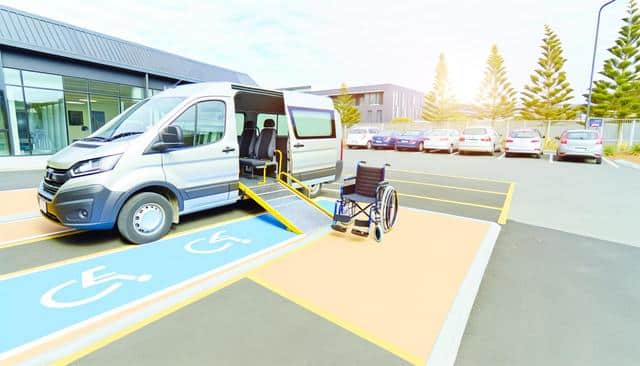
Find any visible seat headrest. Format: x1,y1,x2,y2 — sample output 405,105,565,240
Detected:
244,120,257,129
264,119,276,128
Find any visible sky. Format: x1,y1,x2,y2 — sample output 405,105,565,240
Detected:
0,0,630,103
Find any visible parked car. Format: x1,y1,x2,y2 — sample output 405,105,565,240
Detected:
346,126,381,149
395,130,430,151
458,127,502,155
371,130,399,149
556,129,603,164
424,129,459,154
505,129,543,158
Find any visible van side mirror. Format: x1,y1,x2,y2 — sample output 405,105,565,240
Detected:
152,125,185,152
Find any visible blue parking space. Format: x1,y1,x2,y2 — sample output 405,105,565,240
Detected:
0,214,297,353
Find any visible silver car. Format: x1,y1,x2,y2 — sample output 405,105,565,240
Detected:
505,129,543,158
556,129,603,164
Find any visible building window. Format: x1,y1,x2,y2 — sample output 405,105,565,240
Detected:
65,92,90,143
3,68,21,86
0,96,9,156
365,92,383,105
23,87,66,155
353,94,363,106
376,110,382,123
22,70,63,90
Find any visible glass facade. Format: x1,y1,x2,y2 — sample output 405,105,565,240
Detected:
1,68,157,156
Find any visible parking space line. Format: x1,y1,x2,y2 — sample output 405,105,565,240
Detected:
497,182,515,225
548,152,554,163
452,151,459,155
496,153,506,160
387,178,507,195
52,276,245,366
602,157,619,168
388,168,512,184
247,275,423,366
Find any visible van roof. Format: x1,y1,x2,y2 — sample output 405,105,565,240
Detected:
156,82,334,109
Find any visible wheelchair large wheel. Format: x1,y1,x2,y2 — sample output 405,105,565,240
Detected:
379,185,398,232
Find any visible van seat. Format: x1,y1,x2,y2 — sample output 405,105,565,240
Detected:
240,119,277,170
239,120,258,157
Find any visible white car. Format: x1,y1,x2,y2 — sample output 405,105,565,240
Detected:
505,129,543,158
424,129,459,153
346,127,381,149
458,127,502,155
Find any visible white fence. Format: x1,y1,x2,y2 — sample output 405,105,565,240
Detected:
358,120,640,146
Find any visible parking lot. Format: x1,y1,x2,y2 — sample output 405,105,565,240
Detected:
1,146,639,365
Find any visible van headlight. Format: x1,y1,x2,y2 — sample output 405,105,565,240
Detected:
70,154,122,177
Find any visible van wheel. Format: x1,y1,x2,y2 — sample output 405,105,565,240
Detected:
308,183,322,198
117,192,173,244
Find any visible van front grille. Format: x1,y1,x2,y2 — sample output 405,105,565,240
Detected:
43,167,69,196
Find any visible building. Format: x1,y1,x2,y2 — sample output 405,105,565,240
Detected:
309,84,424,124
0,5,255,170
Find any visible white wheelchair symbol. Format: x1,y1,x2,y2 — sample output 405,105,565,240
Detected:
184,230,250,254
40,265,152,309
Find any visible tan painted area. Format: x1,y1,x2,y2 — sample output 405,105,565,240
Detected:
0,188,39,217
0,217,68,244
251,208,491,362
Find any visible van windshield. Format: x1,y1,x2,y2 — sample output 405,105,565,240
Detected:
89,97,186,141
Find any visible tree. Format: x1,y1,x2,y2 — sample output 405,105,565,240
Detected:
333,83,361,140
521,25,574,138
588,0,640,149
422,53,456,121
475,44,517,123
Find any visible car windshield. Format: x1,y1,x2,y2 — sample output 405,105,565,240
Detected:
463,128,488,135
429,130,449,136
566,131,598,140
90,97,186,140
402,130,423,136
350,128,367,134
512,131,537,138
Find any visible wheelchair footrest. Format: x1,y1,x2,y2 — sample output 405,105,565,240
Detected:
331,223,348,233
351,228,369,237
333,215,352,224
354,219,370,228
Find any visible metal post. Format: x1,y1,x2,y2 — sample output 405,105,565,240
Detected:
585,0,617,129
144,73,150,98
630,120,636,146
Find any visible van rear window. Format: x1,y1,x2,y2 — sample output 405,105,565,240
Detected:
289,107,335,139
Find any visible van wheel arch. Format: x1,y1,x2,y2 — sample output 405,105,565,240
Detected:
118,185,180,225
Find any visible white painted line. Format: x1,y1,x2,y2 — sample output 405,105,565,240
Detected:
452,152,459,155
496,153,505,160
548,152,554,163
602,157,619,168
427,222,501,366
0,211,41,224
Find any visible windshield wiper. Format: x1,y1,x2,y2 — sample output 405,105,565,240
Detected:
107,132,143,141
82,136,108,142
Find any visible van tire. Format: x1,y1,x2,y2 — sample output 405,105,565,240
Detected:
308,183,322,198
117,192,173,244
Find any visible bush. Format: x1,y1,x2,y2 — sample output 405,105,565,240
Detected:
632,144,640,154
603,145,616,156
543,138,558,151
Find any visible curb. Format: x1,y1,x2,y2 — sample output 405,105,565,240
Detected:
615,159,640,170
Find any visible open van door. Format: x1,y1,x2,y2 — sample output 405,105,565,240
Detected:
284,93,342,186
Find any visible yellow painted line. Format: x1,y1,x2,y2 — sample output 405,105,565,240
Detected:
388,168,512,184
0,212,260,281
388,178,507,195
497,182,515,225
53,276,244,366
398,192,502,211
248,275,423,366
0,229,80,250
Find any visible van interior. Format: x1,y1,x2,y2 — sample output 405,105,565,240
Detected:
234,90,289,178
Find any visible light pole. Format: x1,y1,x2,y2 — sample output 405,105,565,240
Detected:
585,0,617,128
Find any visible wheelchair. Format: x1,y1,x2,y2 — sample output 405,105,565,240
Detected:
331,162,399,243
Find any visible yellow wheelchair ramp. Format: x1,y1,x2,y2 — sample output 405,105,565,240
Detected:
238,179,332,234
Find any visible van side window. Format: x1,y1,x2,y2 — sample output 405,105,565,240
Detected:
258,113,288,136
235,113,245,136
195,101,225,145
171,106,196,146
289,108,335,139
170,100,226,147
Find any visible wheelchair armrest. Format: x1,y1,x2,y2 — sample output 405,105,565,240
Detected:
343,176,356,183
342,184,356,195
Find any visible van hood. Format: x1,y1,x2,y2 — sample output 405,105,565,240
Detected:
46,139,134,170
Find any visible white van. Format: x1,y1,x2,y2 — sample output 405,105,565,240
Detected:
38,83,342,243
346,126,381,149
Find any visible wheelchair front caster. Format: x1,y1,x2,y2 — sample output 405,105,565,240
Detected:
373,225,383,243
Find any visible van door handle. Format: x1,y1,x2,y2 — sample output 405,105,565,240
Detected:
222,147,235,153
294,143,304,148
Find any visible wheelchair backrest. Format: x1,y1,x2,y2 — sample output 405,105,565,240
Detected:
355,164,386,197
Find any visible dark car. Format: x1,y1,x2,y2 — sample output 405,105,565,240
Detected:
395,130,430,151
371,130,399,149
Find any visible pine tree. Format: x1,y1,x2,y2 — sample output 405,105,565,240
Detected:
422,53,456,122
521,25,574,138
589,0,640,149
333,83,361,140
475,44,517,123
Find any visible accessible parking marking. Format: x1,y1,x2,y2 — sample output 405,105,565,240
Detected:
0,213,298,356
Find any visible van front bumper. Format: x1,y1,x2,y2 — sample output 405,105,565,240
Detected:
38,183,124,230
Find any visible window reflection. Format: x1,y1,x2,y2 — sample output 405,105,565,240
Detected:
23,88,66,154
90,95,119,131
65,92,91,142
